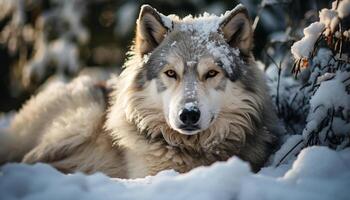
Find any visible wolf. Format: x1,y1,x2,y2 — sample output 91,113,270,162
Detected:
0,4,282,178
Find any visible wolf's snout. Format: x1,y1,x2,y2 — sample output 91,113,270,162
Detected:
179,107,201,127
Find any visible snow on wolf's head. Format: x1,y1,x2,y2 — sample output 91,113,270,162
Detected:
108,4,273,150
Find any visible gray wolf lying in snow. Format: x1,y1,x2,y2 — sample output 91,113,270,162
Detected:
0,4,282,178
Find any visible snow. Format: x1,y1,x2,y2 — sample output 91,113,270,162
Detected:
271,45,350,149
310,71,350,109
206,41,241,77
265,61,303,133
115,2,138,36
21,0,88,86
23,38,80,86
170,41,177,47
57,0,89,44
242,147,350,200
203,2,225,15
292,0,350,60
303,71,350,148
270,135,304,166
184,102,198,111
269,30,291,43
158,4,243,76
0,0,25,26
319,9,339,34
184,81,198,100
291,22,325,60
159,4,245,33
1,146,349,200
261,0,292,7
337,0,350,18
186,60,196,66
0,112,15,131
0,0,16,19
159,12,173,30
1,1,350,199
312,48,333,67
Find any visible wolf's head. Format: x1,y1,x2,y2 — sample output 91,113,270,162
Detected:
132,4,254,135
107,4,276,151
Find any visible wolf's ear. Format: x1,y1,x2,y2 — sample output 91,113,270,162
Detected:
219,5,253,55
135,5,169,56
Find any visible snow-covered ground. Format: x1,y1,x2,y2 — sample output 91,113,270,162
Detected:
1,0,349,199
0,146,349,200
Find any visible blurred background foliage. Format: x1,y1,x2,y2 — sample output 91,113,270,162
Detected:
0,0,332,112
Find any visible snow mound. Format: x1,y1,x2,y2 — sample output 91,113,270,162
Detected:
240,147,350,200
291,22,324,60
1,147,349,200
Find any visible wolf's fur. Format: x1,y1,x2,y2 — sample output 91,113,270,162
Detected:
0,4,282,178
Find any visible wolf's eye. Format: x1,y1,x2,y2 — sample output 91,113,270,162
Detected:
164,70,177,79
205,70,219,79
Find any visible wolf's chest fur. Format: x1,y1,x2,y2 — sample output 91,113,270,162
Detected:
115,119,242,178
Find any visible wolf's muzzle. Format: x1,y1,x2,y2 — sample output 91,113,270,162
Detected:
178,107,200,129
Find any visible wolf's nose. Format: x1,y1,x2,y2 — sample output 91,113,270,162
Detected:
179,107,200,126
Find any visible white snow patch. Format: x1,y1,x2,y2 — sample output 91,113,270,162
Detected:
303,71,350,142
161,4,248,35
160,13,173,30
239,147,350,200
291,22,325,60
115,2,138,36
206,41,240,76
312,48,333,67
271,135,304,166
186,61,197,66
184,102,198,111
337,0,350,18
170,41,177,47
319,8,339,35
0,0,16,20
23,38,79,86
21,0,88,86
309,71,350,117
0,112,15,130
1,147,349,200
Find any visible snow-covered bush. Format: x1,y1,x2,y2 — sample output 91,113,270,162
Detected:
0,0,88,91
268,0,350,166
22,0,89,87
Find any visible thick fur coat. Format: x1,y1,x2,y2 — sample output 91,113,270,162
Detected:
0,4,282,178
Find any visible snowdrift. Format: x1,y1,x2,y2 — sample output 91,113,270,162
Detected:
1,146,349,200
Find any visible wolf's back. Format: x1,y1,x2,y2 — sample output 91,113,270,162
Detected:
0,76,107,164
